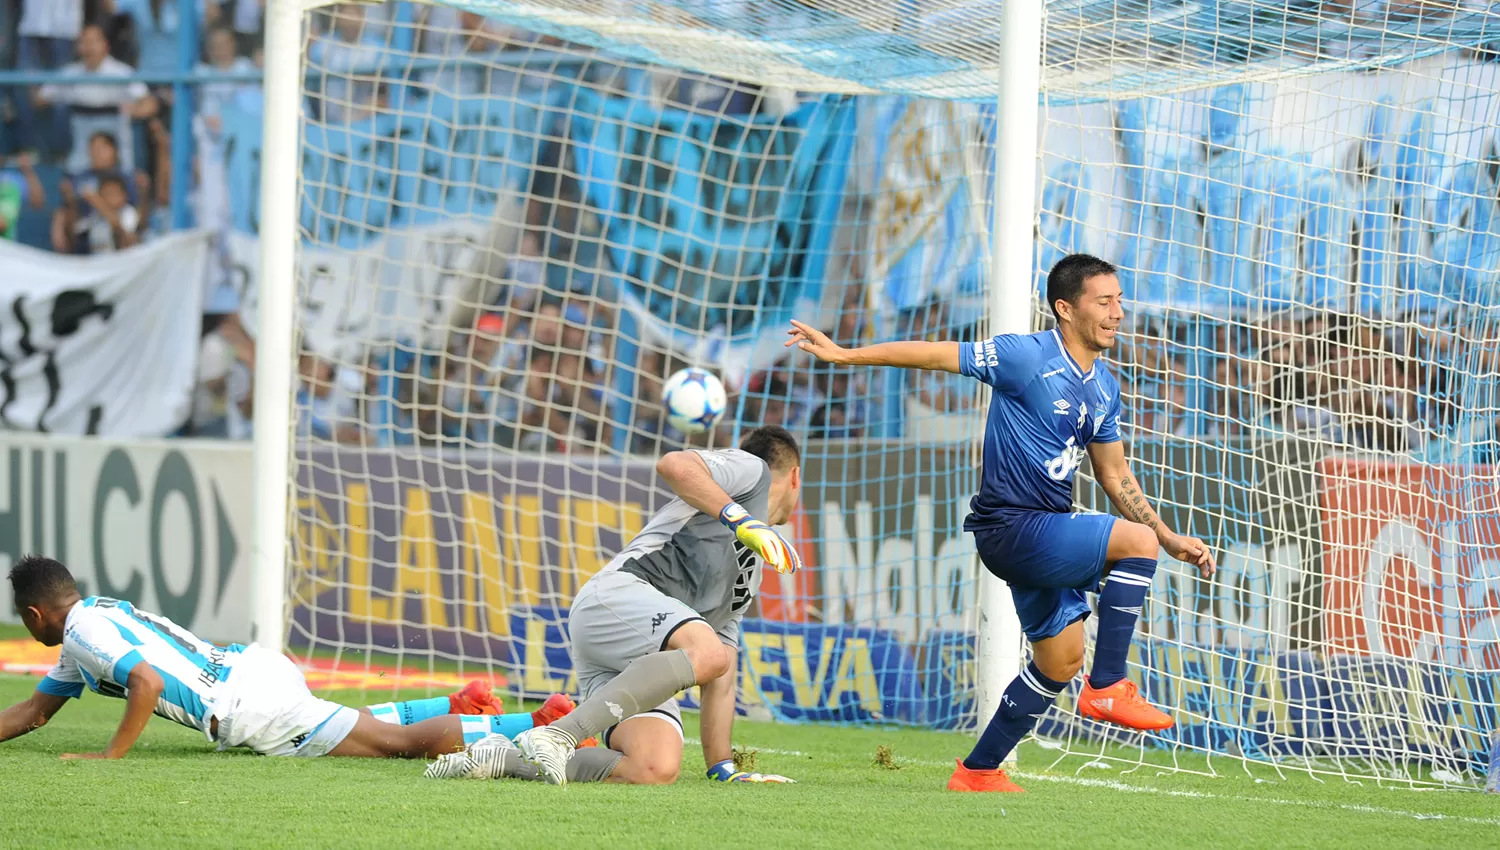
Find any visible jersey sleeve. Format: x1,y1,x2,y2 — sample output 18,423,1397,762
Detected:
1094,384,1123,444
63,608,147,687
37,654,85,699
693,449,768,501
716,616,741,649
959,334,1039,395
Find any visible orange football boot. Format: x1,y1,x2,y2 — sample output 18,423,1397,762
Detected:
531,693,576,727
947,759,1025,793
448,680,503,715
1077,677,1174,730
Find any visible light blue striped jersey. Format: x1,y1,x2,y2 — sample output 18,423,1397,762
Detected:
37,597,243,739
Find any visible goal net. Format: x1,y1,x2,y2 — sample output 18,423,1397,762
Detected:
251,0,1500,787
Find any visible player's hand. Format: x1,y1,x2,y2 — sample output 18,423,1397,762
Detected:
707,759,796,784
60,752,117,760
785,320,847,364
719,502,802,575
1163,532,1215,578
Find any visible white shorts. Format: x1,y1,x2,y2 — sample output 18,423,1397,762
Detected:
214,645,359,758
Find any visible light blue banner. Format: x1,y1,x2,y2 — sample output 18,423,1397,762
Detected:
568,90,855,353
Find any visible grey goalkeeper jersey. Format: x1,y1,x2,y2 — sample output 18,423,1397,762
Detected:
604,449,772,632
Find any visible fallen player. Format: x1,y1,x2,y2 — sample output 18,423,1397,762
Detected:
1,555,576,760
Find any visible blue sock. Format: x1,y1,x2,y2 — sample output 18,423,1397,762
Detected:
366,697,450,726
1090,557,1157,690
459,713,534,746
963,661,1066,771
489,712,534,740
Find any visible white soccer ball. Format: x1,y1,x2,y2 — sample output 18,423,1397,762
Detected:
662,368,727,434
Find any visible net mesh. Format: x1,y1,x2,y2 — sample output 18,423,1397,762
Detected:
261,0,1500,787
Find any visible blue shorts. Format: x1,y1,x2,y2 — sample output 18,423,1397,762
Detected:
972,509,1116,641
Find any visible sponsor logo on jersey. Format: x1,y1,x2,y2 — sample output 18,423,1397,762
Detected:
650,612,671,632
1046,436,1088,481
1053,399,1070,415
1041,367,1066,379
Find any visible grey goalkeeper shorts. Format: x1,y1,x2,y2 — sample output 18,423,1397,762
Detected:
568,570,735,746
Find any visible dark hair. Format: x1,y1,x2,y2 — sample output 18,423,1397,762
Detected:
88,131,119,151
1046,253,1118,321
740,425,800,472
98,174,128,195
8,555,77,610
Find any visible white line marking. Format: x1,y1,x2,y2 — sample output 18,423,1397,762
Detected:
688,739,1500,826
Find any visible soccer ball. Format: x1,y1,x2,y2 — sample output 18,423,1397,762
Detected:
662,368,727,434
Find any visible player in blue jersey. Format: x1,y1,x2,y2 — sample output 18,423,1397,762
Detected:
0,555,579,760
788,253,1215,793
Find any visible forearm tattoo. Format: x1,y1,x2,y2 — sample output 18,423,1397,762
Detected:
1116,475,1161,532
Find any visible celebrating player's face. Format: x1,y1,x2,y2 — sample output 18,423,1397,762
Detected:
1074,273,1125,351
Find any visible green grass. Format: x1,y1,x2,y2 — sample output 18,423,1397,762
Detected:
0,675,1494,849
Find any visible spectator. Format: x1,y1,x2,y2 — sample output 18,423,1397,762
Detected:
51,131,147,250
306,4,386,124
230,0,262,56
36,24,159,174
295,350,365,443
114,1,224,80
15,0,86,157
190,313,254,439
197,26,256,124
420,10,512,96
439,312,508,443
0,154,47,241
58,173,140,254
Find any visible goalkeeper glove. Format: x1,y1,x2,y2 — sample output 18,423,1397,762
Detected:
718,502,802,575
707,759,796,784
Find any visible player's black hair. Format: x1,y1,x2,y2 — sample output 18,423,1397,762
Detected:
88,130,119,151
1046,253,1118,322
8,555,78,610
740,425,800,472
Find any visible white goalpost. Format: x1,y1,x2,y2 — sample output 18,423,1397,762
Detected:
248,0,1500,789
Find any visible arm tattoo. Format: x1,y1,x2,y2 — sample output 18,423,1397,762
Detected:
1116,475,1161,532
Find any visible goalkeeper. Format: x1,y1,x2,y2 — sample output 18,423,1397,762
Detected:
429,426,803,786
1,555,577,760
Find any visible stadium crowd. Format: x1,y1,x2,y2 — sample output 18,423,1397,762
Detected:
0,1,1487,463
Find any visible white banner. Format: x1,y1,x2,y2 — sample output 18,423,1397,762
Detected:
0,232,211,437
0,434,253,643
230,199,526,360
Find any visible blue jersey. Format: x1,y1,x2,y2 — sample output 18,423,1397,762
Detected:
958,329,1122,527
37,597,243,739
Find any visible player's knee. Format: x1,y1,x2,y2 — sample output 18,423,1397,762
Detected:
634,757,681,785
684,641,732,683
1111,521,1159,561
1036,650,1084,683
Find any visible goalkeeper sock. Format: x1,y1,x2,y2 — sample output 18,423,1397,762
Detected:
367,697,450,726
490,745,624,783
549,649,697,744
1089,557,1158,690
963,661,1065,771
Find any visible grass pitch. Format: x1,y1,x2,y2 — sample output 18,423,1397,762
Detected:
0,675,1494,849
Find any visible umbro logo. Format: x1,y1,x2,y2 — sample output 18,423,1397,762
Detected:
1110,605,1143,616
1053,399,1070,415
650,612,671,632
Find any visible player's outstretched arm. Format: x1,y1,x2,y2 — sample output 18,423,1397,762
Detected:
0,690,70,744
656,451,802,574
1088,440,1215,578
61,661,164,760
785,320,960,373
